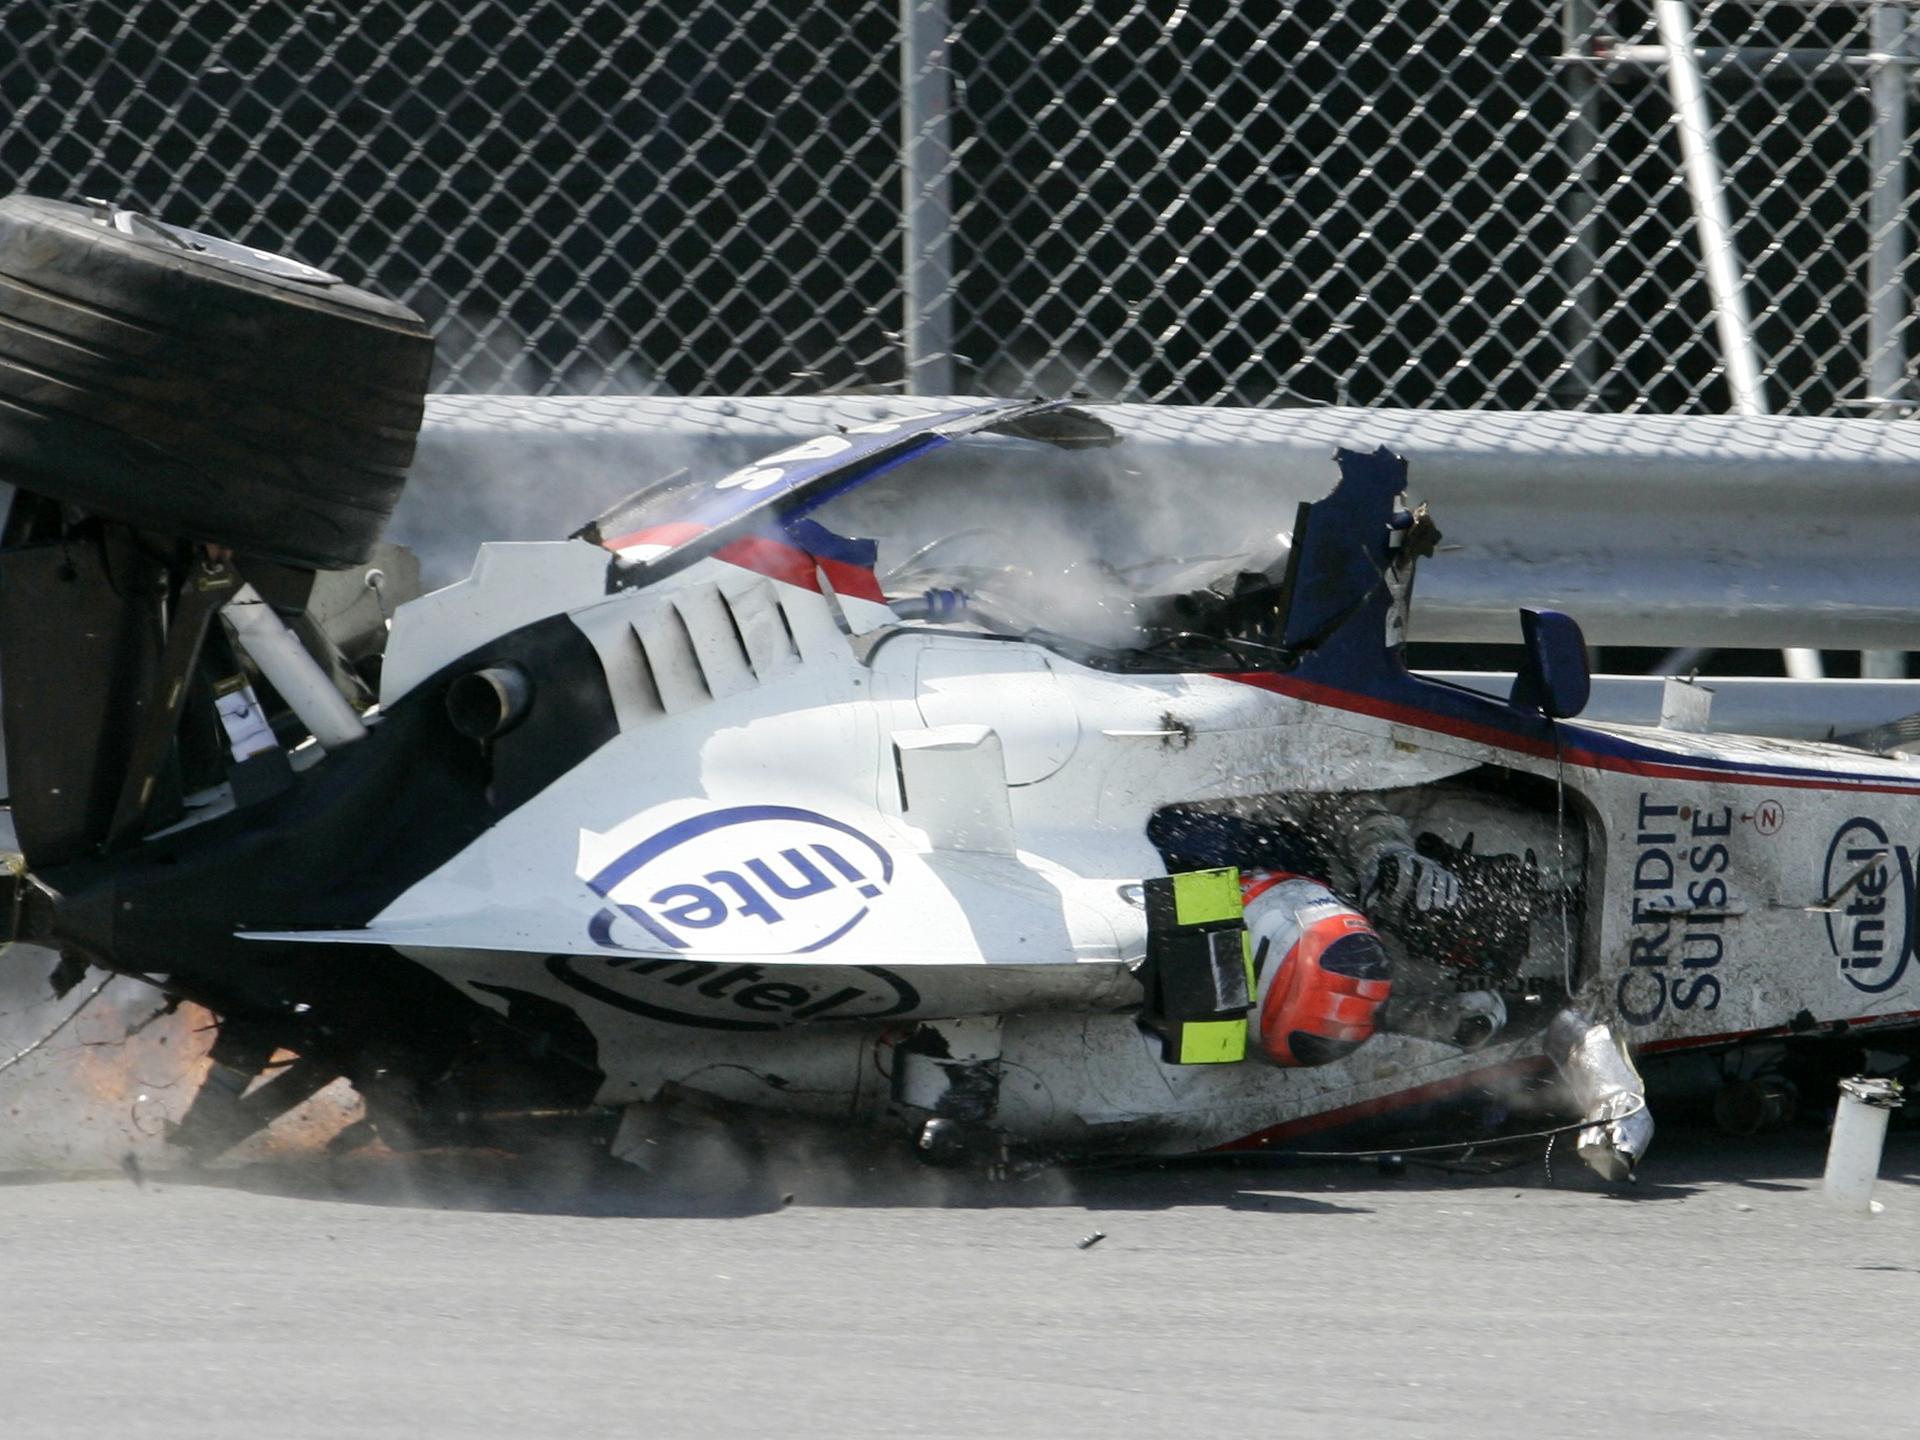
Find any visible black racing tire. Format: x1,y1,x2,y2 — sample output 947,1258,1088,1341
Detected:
0,194,434,570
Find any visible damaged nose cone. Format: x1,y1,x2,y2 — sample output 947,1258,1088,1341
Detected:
1548,1008,1655,1182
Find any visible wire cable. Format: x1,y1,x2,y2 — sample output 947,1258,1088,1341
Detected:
0,974,115,1078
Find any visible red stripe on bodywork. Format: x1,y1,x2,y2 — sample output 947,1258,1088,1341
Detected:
713,534,817,590
1215,1055,1555,1150
1634,1006,1920,1055
812,555,887,603
602,521,707,553
601,524,886,602
1221,671,1920,796
1225,1004,1920,1151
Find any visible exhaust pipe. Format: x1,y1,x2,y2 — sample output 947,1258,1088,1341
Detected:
222,583,367,751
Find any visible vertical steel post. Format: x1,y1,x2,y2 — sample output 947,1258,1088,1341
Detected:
1656,0,1769,416
1656,3,1821,676
1866,2,1911,414
1555,0,1605,406
900,0,955,395
1864,7,1910,679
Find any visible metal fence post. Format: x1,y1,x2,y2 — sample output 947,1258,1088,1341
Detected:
900,0,955,395
1655,0,1770,418
1555,0,1605,406
1863,3,1911,678
1655,2,1831,679
1866,1,1911,416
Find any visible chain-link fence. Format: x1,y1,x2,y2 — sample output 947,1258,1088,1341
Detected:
1,1,1914,413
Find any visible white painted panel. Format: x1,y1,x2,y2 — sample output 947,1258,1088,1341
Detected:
916,640,1078,784
570,599,662,730
671,583,756,700
381,541,612,705
630,601,709,714
720,577,802,679
894,724,1015,853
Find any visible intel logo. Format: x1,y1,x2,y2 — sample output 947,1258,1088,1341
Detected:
1822,816,1914,995
584,805,894,956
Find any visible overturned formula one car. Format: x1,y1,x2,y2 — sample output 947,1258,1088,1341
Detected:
1,197,1916,1180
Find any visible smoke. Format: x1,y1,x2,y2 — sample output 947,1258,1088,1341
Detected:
392,397,932,590
393,297,707,589
602,1107,1078,1217
825,432,1321,652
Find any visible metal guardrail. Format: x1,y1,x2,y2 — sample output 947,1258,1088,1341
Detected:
402,395,1920,651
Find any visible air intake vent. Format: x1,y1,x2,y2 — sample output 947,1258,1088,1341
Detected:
573,578,802,728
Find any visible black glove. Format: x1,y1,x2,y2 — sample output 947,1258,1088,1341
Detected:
1366,834,1538,979
1364,844,1465,927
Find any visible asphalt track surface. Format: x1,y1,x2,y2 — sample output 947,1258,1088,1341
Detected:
2,1120,1917,1440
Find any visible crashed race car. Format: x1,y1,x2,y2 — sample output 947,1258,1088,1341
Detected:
1,197,1916,1181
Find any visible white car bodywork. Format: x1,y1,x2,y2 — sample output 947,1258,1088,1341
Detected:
249,400,1920,1157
